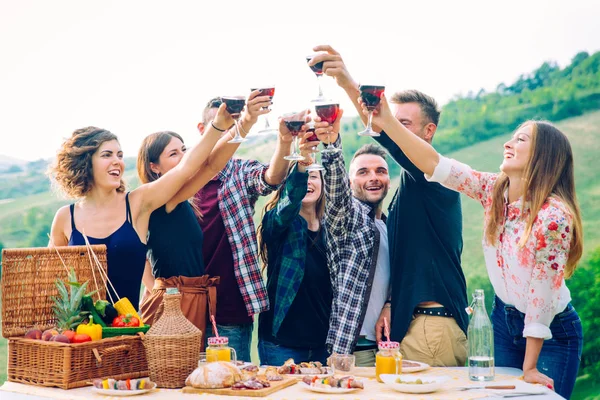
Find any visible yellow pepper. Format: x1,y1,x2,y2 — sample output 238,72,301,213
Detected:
76,316,103,341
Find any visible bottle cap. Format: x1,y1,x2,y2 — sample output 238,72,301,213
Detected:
208,336,229,345
378,341,400,350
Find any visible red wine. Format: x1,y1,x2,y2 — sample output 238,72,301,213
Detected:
284,120,304,136
221,96,245,118
251,87,275,99
359,85,385,111
315,103,339,125
306,57,324,76
307,131,319,142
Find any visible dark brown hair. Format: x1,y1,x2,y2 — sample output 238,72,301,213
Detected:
351,143,388,164
137,131,202,218
49,126,125,199
258,165,326,269
390,89,441,126
485,121,583,278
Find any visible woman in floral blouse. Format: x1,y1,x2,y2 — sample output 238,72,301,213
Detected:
361,95,583,399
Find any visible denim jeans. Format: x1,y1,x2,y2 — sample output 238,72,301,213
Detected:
491,296,583,399
258,338,330,366
205,323,253,362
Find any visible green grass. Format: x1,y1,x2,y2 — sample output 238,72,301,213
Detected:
0,111,599,398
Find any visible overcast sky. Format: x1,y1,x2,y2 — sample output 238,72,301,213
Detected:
1,0,599,161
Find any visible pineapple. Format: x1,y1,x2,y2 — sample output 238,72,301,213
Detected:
50,267,91,331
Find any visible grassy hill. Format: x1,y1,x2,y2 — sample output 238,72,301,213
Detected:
0,111,599,397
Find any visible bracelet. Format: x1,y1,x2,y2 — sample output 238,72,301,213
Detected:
211,121,227,132
383,303,391,309
238,121,249,137
298,159,313,167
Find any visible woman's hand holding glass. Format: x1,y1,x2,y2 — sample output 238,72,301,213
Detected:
212,103,236,133
242,90,272,128
358,93,394,132
313,107,344,148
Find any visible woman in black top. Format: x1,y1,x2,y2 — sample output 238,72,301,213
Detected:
257,131,333,365
137,95,268,341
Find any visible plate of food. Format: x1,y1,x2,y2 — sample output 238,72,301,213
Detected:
300,375,364,394
401,359,430,373
379,374,449,394
275,359,332,378
91,378,156,396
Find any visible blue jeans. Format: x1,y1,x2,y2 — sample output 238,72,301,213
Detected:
205,323,253,362
491,296,583,399
258,338,329,366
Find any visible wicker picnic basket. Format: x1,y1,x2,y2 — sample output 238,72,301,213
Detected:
143,289,202,388
1,245,149,389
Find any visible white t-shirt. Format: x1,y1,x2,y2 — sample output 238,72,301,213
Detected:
360,219,390,341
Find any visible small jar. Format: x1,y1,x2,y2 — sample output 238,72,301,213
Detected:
375,341,402,382
206,337,237,364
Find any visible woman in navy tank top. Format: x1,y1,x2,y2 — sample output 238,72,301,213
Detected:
48,104,235,310
136,93,270,341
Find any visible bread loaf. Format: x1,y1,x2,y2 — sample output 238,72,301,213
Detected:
185,362,242,389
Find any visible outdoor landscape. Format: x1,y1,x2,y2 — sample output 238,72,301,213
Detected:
0,50,599,399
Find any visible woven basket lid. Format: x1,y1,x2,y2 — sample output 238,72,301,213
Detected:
146,293,200,337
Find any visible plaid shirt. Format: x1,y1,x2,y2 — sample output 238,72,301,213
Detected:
322,138,382,355
215,158,278,316
261,167,333,335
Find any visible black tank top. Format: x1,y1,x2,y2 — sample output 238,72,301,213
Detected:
147,201,205,279
68,193,147,309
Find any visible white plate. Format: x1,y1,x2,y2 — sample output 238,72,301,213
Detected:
380,374,449,394
300,382,361,394
261,366,332,378
401,360,430,373
91,382,156,396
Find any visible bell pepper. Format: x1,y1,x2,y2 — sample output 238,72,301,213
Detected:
112,314,140,328
76,316,102,341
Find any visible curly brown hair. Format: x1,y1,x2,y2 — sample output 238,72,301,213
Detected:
49,126,125,198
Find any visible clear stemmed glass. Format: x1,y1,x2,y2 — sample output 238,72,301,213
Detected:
305,121,325,172
306,54,327,102
314,101,341,154
358,84,385,137
282,111,308,161
221,96,247,143
251,87,278,135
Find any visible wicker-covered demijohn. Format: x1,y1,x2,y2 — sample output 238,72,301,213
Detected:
142,289,202,388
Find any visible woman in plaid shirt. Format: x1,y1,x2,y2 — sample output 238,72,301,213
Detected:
257,128,333,365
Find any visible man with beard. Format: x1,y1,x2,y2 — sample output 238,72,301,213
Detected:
312,45,468,367
316,114,391,366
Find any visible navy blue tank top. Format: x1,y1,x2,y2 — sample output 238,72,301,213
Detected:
68,193,147,309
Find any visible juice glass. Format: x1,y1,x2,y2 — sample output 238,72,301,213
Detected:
206,337,237,364
375,341,402,383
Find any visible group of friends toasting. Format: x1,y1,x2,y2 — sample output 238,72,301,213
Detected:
47,45,583,399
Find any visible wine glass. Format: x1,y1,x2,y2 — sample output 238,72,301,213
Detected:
222,96,247,143
305,121,325,172
358,84,385,137
314,101,341,154
282,111,308,161
250,87,278,135
306,54,327,102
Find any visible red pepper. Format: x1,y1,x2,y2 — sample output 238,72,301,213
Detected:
290,365,296,374
112,314,140,327
311,376,318,383
347,378,353,389
126,379,131,390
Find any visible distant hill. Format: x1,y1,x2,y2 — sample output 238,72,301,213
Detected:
0,155,28,172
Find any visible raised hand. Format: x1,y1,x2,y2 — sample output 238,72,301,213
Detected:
242,90,271,126
311,45,357,90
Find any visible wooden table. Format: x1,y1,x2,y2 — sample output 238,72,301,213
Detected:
0,367,564,400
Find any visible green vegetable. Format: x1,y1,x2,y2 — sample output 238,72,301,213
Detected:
82,295,107,327
95,300,118,325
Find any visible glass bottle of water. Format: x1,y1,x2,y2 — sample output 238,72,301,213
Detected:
468,289,495,381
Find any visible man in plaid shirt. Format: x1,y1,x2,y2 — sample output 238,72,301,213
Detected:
194,95,292,362
316,119,392,363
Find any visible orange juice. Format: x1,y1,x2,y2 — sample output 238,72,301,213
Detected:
206,347,231,362
375,341,401,383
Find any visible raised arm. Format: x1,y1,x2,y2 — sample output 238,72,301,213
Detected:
131,103,234,216
262,115,296,187
165,91,270,210
262,165,308,240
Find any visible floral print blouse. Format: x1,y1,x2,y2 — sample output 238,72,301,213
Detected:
428,156,572,339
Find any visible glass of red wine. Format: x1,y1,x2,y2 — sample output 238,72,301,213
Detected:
222,95,247,143
314,101,341,154
306,54,327,102
358,84,385,137
250,87,277,135
305,121,325,172
282,111,308,161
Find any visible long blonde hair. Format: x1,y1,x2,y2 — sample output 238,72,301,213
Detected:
485,121,583,278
